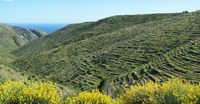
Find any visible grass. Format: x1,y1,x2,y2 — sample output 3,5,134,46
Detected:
0,64,25,82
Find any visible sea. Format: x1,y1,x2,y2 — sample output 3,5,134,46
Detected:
9,23,68,34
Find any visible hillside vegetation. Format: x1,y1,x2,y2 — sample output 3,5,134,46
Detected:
11,11,200,93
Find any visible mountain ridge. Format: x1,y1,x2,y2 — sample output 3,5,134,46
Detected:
12,13,181,57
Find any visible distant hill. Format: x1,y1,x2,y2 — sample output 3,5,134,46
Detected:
9,23,67,33
10,11,200,93
0,24,47,53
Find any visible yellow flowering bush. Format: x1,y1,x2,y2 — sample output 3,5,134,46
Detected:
65,90,118,104
117,81,159,104
0,81,61,104
118,78,200,104
20,82,61,104
0,79,200,104
0,81,24,104
159,79,197,104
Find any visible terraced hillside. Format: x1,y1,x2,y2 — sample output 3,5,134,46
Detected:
112,38,200,87
12,11,200,91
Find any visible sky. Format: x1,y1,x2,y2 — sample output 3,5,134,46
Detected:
0,0,200,23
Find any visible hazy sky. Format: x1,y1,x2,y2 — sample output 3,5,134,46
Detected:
0,0,200,23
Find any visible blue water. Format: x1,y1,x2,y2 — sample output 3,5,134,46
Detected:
9,23,68,33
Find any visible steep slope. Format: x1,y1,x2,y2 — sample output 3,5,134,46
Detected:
12,11,200,91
